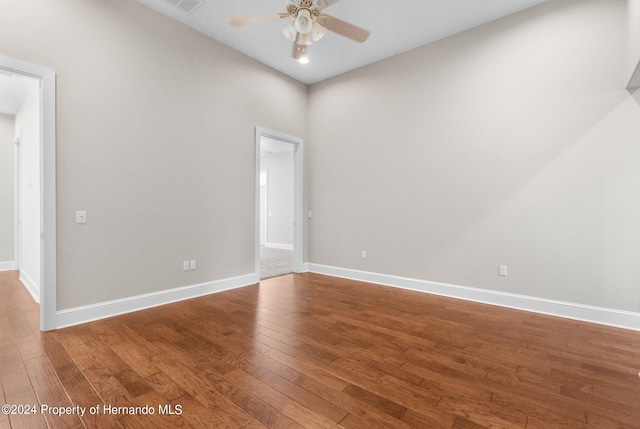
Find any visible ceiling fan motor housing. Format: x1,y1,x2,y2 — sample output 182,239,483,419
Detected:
288,0,321,20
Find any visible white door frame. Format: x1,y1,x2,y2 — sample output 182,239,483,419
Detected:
13,133,21,273
254,127,303,278
1,55,56,331
259,169,268,246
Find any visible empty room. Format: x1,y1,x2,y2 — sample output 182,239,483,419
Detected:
1,0,640,428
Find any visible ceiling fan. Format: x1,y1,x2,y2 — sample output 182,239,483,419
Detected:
228,0,370,63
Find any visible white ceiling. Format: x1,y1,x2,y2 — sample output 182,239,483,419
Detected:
135,0,550,85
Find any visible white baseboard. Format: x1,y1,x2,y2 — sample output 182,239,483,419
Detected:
56,273,258,329
0,261,14,271
307,263,640,332
19,269,40,304
265,242,294,250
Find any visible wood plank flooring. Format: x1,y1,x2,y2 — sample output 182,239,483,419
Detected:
1,270,640,428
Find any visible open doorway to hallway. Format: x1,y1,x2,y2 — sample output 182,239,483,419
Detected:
255,127,303,280
0,71,41,302
259,138,294,279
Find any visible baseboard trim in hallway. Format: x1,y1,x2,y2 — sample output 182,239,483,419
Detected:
0,261,14,271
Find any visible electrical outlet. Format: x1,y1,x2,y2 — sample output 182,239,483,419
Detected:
183,261,189,271
361,251,367,259
190,260,196,270
76,211,87,224
499,265,508,276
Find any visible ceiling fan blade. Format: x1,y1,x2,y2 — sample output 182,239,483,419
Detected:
318,14,369,43
228,13,290,27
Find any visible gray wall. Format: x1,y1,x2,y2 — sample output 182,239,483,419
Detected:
0,0,307,310
0,114,13,264
261,150,294,247
308,0,640,312
1,0,638,317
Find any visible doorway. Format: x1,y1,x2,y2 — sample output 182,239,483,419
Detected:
254,127,303,280
0,55,56,331
7,77,40,303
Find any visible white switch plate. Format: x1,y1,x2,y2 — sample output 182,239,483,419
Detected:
183,261,189,271
361,251,367,259
499,265,508,276
190,260,196,270
76,211,87,224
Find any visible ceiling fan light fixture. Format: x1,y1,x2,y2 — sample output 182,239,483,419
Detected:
294,9,313,34
282,22,296,41
299,31,313,45
228,0,371,64
311,21,326,41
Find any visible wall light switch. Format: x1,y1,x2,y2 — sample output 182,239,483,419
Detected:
499,265,508,276
76,211,87,224
190,260,196,270
183,261,190,271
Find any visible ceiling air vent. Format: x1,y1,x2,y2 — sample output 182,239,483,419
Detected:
164,0,203,14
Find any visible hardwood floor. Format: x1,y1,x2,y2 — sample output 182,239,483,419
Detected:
1,270,640,428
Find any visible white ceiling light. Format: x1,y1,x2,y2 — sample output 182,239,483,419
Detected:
282,22,297,41
295,8,313,34
311,21,327,41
